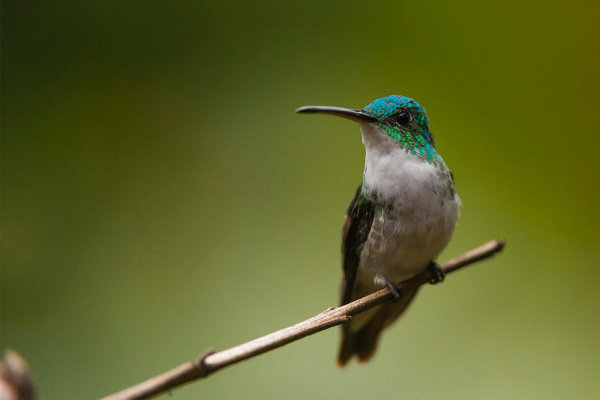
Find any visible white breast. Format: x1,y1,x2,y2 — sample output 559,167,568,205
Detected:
358,123,461,283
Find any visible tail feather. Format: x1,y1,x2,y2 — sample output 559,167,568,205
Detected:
337,287,420,367
337,309,386,367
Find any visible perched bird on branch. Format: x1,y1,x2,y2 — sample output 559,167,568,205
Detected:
297,95,460,365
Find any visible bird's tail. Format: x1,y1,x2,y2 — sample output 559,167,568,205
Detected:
337,287,420,367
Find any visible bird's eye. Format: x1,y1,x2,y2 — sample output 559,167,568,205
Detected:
395,112,411,125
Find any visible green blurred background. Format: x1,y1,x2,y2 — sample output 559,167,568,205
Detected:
3,1,599,399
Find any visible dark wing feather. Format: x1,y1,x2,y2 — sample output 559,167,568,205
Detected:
340,184,375,306
337,184,420,366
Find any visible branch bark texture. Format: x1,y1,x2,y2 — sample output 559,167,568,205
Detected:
101,239,505,400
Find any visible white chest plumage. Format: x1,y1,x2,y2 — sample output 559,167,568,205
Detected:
357,123,461,286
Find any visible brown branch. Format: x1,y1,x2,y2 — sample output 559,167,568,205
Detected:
0,350,37,400
100,239,505,400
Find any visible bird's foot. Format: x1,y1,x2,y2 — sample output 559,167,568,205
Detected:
428,261,445,284
375,275,404,303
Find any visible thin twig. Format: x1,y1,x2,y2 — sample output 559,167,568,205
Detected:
100,239,505,400
0,350,37,400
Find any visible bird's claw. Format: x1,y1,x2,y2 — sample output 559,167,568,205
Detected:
382,277,404,303
428,261,445,284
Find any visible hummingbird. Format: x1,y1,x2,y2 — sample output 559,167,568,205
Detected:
296,95,460,366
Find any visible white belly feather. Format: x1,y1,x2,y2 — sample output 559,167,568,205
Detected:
357,123,461,287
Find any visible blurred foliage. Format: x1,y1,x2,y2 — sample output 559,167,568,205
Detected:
2,1,599,399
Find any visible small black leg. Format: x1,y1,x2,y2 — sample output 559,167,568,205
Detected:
428,261,445,284
382,277,404,303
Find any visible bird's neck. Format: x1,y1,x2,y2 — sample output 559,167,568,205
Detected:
359,123,452,202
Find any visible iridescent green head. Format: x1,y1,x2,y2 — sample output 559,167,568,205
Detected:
297,95,440,164
362,95,434,148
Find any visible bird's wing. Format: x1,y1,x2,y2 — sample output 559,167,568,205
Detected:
338,185,421,367
340,184,375,306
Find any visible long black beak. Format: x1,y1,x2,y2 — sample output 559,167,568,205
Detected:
295,105,378,123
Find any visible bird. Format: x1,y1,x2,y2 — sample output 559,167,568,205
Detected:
296,95,460,366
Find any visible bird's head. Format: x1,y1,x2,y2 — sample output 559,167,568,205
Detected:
297,95,437,161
